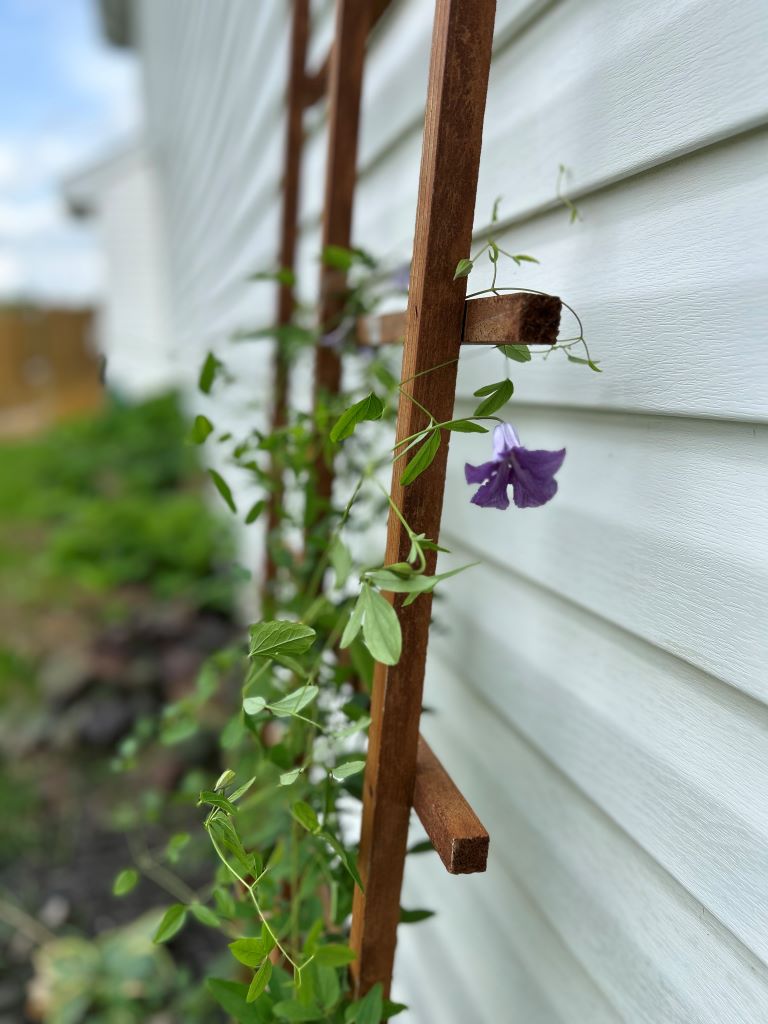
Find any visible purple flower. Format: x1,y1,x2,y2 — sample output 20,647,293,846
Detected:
464,423,565,510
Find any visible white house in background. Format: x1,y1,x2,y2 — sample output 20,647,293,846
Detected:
88,1,768,1022
63,143,176,397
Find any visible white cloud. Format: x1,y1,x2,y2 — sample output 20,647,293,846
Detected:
0,253,22,293
0,196,59,237
0,144,21,189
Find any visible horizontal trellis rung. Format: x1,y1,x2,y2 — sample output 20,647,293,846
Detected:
356,291,562,348
413,735,489,875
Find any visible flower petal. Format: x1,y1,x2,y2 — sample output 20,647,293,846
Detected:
509,447,565,508
493,422,520,458
464,459,497,485
470,462,513,510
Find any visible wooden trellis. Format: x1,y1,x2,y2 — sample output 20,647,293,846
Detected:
267,0,562,1000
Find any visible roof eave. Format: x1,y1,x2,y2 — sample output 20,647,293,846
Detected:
98,0,134,49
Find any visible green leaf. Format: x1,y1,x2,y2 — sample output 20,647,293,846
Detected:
441,419,488,433
332,715,371,741
198,791,238,814
330,393,385,443
321,245,375,270
208,818,251,872
112,869,138,896
273,1002,323,1022
399,907,435,924
199,351,222,394
345,982,384,1024
208,469,237,513
314,943,357,968
407,839,435,855
165,832,190,864
191,903,220,928
313,962,341,1010
400,429,441,487
190,414,214,444
321,830,363,890
247,959,273,1003
291,801,320,834
567,353,602,372
235,323,316,348
153,904,187,943
339,595,365,649
329,537,353,588
330,760,365,782
453,258,473,280
230,937,273,968
243,696,268,716
215,769,236,790
207,978,264,1023
491,195,502,223
364,570,432,594
360,587,401,665
279,768,303,786
498,344,531,363
249,621,316,659
245,499,266,524
511,253,539,263
250,266,295,286
473,378,514,417
268,684,319,717
383,999,408,1019
367,562,475,598
230,776,257,803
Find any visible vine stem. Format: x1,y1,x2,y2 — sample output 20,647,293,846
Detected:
373,478,426,573
208,825,303,975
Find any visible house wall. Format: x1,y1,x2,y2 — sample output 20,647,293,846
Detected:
133,0,768,1020
64,146,176,397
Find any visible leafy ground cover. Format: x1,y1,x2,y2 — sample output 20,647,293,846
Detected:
0,394,239,1023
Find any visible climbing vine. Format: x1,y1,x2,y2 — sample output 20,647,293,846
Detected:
112,199,596,1022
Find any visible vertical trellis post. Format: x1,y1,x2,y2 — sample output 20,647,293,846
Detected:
263,0,314,607
308,0,373,529
349,0,497,997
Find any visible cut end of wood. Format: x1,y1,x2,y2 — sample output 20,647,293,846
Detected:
462,291,562,347
450,832,491,875
413,736,489,875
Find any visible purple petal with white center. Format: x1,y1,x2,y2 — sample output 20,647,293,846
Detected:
493,422,520,458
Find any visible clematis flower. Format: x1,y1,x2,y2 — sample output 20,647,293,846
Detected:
464,423,565,510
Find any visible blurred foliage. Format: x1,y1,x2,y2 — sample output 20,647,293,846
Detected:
27,911,216,1024
0,394,240,1023
0,392,236,621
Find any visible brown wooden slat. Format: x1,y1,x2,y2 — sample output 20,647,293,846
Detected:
413,736,489,874
349,0,497,998
356,291,562,347
302,0,390,108
310,0,372,521
263,0,312,606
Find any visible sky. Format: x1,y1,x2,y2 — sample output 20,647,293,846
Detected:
0,0,140,303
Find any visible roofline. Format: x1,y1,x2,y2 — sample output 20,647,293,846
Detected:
98,0,134,49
